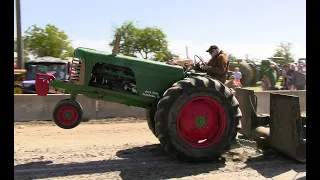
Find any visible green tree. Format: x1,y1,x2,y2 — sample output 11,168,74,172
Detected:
135,27,168,59
227,54,237,61
14,39,30,61
109,21,169,59
272,42,294,62
23,24,74,59
153,50,178,61
109,21,139,57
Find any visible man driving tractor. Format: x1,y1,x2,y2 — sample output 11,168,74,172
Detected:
202,45,229,83
203,45,240,131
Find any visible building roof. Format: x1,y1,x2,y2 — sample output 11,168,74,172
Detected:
26,56,68,64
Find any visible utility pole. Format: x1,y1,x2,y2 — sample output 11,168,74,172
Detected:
186,46,189,59
16,0,24,69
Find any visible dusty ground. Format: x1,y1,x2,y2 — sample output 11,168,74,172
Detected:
14,117,306,180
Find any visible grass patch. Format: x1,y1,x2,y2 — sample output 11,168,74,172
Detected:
226,77,283,92
246,78,282,92
246,81,263,91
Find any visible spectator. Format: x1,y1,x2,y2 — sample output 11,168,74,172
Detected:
233,67,242,87
286,63,296,90
281,64,288,90
294,66,306,90
263,64,279,90
225,75,241,89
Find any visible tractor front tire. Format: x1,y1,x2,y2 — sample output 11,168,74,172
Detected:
154,76,242,162
53,99,83,129
146,108,156,136
14,85,23,94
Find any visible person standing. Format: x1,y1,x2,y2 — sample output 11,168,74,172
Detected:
281,64,288,90
294,66,306,90
263,64,278,90
286,64,296,90
233,67,242,87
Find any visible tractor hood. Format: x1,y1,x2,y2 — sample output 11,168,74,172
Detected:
74,48,184,75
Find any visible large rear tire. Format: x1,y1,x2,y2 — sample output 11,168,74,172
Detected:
146,108,156,137
254,67,261,84
239,61,254,87
248,63,259,86
154,76,242,162
146,101,159,137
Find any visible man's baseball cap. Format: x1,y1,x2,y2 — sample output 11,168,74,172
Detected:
206,45,219,53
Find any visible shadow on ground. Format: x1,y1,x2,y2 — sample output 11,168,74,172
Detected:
296,176,306,180
242,149,306,179
14,144,226,180
14,144,306,180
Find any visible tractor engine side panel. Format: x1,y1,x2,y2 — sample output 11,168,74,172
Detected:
89,62,138,95
133,67,184,99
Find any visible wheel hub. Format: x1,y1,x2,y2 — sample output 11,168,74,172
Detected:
195,116,207,128
56,105,79,126
64,112,72,119
177,96,227,148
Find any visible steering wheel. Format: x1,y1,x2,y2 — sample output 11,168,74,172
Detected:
184,55,206,74
194,55,206,67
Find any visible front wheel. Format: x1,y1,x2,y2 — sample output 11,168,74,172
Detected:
154,76,242,162
53,99,83,129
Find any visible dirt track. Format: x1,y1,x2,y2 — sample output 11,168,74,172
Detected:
14,118,306,180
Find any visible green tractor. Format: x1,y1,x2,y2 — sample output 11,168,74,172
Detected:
228,59,260,86
35,36,242,162
268,57,292,68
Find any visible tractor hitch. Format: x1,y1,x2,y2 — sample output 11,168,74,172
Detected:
35,73,56,96
236,88,306,162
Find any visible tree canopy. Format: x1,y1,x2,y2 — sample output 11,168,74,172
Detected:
227,54,237,61
23,24,74,59
14,39,29,61
153,50,179,62
109,21,169,60
272,42,294,62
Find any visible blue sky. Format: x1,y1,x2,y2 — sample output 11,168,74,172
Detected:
14,0,306,59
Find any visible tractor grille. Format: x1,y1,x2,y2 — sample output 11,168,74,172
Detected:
71,58,85,85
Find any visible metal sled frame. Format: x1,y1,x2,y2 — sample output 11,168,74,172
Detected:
235,88,306,162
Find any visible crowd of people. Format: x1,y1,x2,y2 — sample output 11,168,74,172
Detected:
280,63,306,90
225,63,306,91
262,63,306,90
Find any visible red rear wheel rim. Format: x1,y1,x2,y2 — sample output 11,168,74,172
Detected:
177,96,227,148
57,106,79,126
